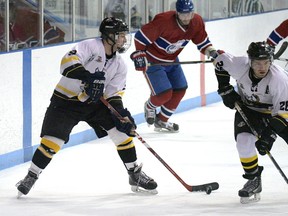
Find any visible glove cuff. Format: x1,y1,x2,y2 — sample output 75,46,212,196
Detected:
218,85,234,96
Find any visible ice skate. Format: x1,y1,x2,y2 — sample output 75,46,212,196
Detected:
16,171,38,198
144,101,156,126
128,163,158,195
154,116,179,133
238,166,263,204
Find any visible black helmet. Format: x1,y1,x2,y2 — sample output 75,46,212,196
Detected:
99,17,130,53
247,41,274,60
99,17,128,38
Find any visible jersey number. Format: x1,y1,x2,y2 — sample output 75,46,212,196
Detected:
215,61,224,71
280,101,288,111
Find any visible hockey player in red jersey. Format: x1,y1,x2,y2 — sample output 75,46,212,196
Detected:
214,41,288,203
16,17,157,197
267,19,288,46
130,0,218,132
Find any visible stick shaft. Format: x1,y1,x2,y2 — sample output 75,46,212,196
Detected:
276,57,288,62
274,41,288,59
148,60,213,66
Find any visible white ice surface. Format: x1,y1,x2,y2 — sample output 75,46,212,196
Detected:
1,102,288,216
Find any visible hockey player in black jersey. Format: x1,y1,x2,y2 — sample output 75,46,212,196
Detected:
213,41,288,203
16,17,157,197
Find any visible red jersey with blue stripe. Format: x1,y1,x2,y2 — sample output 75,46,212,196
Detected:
267,19,288,46
134,11,212,63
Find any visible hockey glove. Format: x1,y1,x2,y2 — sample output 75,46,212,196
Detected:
130,50,148,71
83,72,105,103
255,128,277,156
217,85,241,109
111,108,137,137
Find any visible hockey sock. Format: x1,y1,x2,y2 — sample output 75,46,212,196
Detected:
158,89,186,122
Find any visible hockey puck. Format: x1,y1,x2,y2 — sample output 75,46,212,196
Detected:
205,186,212,195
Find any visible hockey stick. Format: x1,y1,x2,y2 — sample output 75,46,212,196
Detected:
100,96,219,193
274,41,288,60
148,60,213,67
147,42,287,66
234,102,288,184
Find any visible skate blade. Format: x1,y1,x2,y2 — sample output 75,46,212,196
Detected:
15,181,23,199
131,186,158,195
154,128,179,133
17,191,24,199
240,193,261,204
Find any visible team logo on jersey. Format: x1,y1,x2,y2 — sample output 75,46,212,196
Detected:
96,56,103,63
245,94,260,103
166,40,185,54
251,84,258,92
251,94,260,102
68,50,77,55
87,54,96,63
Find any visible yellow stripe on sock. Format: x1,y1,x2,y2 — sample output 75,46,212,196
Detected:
117,137,135,150
41,137,61,153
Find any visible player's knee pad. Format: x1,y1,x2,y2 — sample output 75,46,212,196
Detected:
38,135,65,158
107,127,135,149
236,132,257,158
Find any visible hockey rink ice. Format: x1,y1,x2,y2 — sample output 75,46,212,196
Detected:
1,102,288,215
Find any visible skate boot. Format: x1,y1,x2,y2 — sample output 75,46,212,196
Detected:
16,170,38,197
128,163,158,194
144,101,156,125
238,166,263,204
154,116,179,133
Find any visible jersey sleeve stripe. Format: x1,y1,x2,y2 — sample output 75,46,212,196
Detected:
61,55,80,65
135,30,152,46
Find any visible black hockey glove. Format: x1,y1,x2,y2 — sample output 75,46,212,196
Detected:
255,128,277,156
111,108,137,137
217,85,241,109
83,72,105,103
130,50,148,71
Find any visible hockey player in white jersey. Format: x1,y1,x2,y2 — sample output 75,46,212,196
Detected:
213,41,288,203
16,17,157,197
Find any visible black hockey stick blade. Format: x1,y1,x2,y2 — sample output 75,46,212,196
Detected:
274,41,288,59
191,182,219,193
